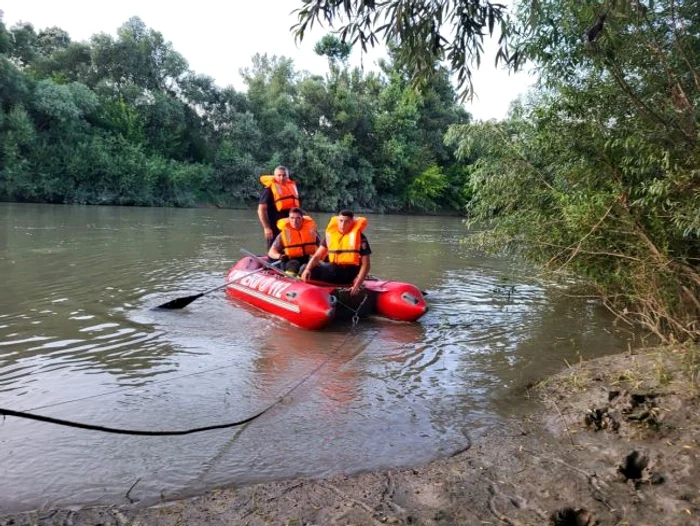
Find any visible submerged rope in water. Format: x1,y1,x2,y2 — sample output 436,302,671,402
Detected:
188,311,377,484
26,362,264,413
0,406,272,436
0,312,374,436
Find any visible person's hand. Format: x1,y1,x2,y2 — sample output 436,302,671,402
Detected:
279,254,290,263
350,280,363,295
264,227,273,240
300,268,310,282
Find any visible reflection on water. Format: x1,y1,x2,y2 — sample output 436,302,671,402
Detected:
0,203,637,513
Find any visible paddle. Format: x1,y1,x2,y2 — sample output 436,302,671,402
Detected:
155,261,280,310
240,248,299,280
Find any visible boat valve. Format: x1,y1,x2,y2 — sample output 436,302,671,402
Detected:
401,292,420,305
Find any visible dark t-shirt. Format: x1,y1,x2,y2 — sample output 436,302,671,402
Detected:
259,188,289,237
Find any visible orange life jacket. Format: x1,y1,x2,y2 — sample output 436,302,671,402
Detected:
325,216,368,266
260,175,300,212
276,216,318,258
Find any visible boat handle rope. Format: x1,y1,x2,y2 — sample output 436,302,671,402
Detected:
178,314,375,484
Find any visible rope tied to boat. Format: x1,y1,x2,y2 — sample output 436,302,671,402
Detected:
189,305,377,484
352,293,368,326
333,289,369,326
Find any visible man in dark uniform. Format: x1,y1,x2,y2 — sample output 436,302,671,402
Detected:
300,210,372,296
257,165,299,248
267,207,321,276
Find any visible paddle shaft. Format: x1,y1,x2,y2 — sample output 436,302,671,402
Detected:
155,262,279,309
240,248,299,281
199,265,272,296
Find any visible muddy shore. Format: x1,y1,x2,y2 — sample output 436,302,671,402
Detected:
4,345,699,526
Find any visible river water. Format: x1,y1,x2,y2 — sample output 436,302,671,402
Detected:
0,203,636,513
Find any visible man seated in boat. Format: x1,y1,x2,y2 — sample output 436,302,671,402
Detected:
268,207,321,276
257,165,301,249
300,210,372,295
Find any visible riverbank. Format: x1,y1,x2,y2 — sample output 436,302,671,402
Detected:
4,344,699,526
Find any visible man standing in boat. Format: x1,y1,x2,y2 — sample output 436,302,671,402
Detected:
268,207,320,276
300,210,372,295
257,166,300,248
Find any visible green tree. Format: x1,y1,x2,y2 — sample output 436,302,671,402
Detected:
0,56,31,110
90,17,188,91
36,27,71,57
241,53,301,159
447,0,700,341
31,79,98,126
31,41,92,83
0,16,12,54
1,14,473,214
8,22,38,67
406,164,449,211
314,34,351,70
97,94,146,144
0,105,37,200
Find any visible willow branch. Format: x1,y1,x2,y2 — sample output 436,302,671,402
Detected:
604,58,670,130
670,0,700,90
535,241,641,262
548,203,614,271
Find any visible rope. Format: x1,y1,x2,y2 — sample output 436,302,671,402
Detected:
0,406,270,436
0,312,371,436
184,315,375,486
334,289,370,326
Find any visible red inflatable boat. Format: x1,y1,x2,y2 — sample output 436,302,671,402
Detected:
224,255,428,330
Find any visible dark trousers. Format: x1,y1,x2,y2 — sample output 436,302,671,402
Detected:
283,257,309,274
308,263,360,285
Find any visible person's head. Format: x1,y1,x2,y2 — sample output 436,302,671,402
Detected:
337,210,354,234
288,207,305,229
273,165,289,182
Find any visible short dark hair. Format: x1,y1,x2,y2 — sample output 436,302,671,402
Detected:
289,207,304,216
338,210,354,219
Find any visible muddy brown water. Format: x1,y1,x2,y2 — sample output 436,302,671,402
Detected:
0,203,637,513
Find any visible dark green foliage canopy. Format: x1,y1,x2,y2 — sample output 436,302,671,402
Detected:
0,14,470,212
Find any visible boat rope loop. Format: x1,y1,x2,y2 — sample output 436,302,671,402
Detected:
333,290,369,326
352,294,369,326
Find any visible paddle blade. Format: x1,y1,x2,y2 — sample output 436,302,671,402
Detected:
155,293,204,310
